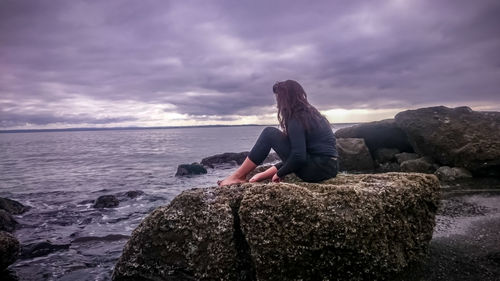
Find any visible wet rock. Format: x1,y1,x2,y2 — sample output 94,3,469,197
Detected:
113,173,440,281
0,198,30,215
336,138,375,171
374,148,400,163
395,152,420,164
395,106,500,176
175,163,207,176
0,231,20,270
0,210,17,233
93,195,119,208
335,119,414,153
20,241,70,260
434,166,473,182
125,190,144,198
400,157,435,173
201,152,249,168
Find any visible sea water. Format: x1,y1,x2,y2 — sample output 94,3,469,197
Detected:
0,124,353,280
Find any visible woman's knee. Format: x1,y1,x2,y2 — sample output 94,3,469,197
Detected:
261,126,281,139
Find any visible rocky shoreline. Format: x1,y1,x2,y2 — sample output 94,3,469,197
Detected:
2,105,499,280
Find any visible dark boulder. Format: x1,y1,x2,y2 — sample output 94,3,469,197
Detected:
20,241,70,260
335,119,414,154
201,152,249,168
93,195,119,208
374,148,400,163
0,198,30,215
336,138,375,172
395,106,500,176
0,210,17,233
113,173,440,281
175,163,208,176
0,231,20,270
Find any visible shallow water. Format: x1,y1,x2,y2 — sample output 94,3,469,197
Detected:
0,124,352,280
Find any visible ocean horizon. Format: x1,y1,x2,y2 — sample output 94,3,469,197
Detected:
0,122,360,134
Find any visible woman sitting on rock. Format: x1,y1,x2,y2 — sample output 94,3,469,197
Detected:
218,80,339,186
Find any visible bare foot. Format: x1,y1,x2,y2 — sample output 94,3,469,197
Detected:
217,175,247,187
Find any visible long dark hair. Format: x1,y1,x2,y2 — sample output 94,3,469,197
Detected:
273,80,327,134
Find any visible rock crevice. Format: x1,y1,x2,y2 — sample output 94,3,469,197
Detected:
231,198,256,281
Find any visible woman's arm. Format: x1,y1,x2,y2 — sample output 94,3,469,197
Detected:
249,166,278,182
276,118,307,178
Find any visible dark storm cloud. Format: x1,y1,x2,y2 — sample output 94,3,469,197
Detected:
1,0,499,127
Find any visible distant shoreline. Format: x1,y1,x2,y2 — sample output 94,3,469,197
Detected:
0,123,359,134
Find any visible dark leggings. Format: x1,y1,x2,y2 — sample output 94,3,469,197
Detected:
248,127,338,182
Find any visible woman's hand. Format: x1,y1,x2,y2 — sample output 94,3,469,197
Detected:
272,173,281,183
249,172,265,183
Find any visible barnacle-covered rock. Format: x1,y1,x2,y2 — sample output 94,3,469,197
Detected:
0,231,20,270
113,173,440,281
395,106,500,176
336,138,375,172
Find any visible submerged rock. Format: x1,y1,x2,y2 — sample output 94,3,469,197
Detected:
395,106,500,176
175,163,208,176
93,195,119,209
0,231,20,270
0,210,17,233
20,241,70,260
0,198,30,215
124,190,144,199
113,173,440,281
336,138,375,172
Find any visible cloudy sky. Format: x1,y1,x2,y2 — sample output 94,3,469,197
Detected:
1,0,499,130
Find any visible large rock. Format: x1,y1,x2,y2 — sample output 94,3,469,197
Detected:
0,198,30,215
0,210,17,233
0,231,20,270
335,119,414,154
113,186,247,281
395,106,500,176
336,138,375,172
113,173,440,281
